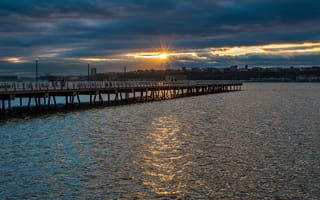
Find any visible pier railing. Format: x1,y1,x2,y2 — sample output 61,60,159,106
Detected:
0,80,242,114
0,80,242,92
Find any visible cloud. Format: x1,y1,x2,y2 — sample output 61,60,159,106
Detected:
0,0,320,74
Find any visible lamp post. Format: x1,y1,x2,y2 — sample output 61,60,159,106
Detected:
35,60,38,88
87,63,90,81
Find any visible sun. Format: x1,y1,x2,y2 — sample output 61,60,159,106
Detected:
159,52,168,59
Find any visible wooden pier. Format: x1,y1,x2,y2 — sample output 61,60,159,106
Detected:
0,80,242,114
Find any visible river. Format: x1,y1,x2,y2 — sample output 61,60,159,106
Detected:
0,83,319,199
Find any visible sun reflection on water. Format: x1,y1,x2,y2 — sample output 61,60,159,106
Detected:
137,115,189,196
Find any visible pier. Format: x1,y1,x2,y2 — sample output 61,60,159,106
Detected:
0,80,242,115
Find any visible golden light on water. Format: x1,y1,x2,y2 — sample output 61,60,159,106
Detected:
138,115,188,196
210,42,320,56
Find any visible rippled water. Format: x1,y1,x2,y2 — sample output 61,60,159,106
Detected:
1,83,319,199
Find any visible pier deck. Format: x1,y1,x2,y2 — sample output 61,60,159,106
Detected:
0,80,242,114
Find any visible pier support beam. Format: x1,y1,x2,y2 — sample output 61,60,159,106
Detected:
48,96,51,108
53,96,56,108
1,99,4,113
77,94,81,106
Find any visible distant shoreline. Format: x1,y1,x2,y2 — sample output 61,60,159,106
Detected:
1,66,319,82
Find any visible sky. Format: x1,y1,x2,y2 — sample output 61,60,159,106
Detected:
1,0,320,76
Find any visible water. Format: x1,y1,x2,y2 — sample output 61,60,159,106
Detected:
0,83,319,199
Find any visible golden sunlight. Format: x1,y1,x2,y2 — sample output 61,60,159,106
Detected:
6,57,23,63
210,42,320,56
159,53,168,59
126,51,206,60
80,57,122,62
126,52,169,60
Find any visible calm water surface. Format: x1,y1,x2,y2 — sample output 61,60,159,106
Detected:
0,83,319,199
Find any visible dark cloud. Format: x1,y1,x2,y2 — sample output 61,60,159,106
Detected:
0,0,320,74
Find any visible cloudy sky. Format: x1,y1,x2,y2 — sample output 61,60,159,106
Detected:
1,0,320,76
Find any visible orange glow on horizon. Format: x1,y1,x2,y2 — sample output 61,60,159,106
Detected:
6,57,24,63
126,51,206,60
80,57,122,62
210,42,320,56
126,52,169,60
5,42,318,65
